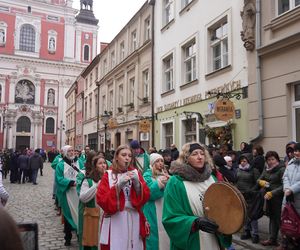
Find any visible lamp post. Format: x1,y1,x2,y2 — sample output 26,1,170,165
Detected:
57,120,65,149
101,111,110,153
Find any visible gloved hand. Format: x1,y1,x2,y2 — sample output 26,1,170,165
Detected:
264,191,272,200
130,171,140,187
117,174,131,190
258,180,267,187
68,180,75,187
194,217,219,234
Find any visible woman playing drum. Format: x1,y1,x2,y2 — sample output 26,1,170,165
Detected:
162,142,232,250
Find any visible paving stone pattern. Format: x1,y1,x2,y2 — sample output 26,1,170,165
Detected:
3,163,78,250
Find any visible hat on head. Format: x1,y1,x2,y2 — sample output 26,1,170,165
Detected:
61,145,72,157
150,153,164,167
130,140,140,149
213,154,227,167
294,142,300,151
238,153,250,164
224,156,232,163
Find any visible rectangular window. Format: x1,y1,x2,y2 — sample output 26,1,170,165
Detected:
277,0,300,15
85,79,88,90
131,30,137,51
109,90,113,112
163,54,174,92
89,72,93,86
118,84,123,109
111,50,115,68
163,122,173,148
89,94,92,118
163,0,174,25
84,98,87,121
120,41,125,61
102,95,106,114
210,20,228,71
129,78,135,104
183,39,196,83
144,17,151,41
143,70,149,98
103,59,107,75
94,92,98,117
182,118,197,144
95,67,98,80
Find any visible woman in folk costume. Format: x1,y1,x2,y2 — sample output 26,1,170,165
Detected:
143,153,170,250
96,144,150,250
55,145,84,246
162,143,232,250
78,154,108,250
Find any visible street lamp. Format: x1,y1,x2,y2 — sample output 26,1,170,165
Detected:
57,120,65,149
101,111,110,153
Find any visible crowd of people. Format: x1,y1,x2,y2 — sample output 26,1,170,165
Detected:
1,139,300,250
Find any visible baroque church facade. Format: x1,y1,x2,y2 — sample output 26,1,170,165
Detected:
0,0,98,151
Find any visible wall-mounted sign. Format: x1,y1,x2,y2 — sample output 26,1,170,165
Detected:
108,118,118,129
139,119,151,133
214,98,235,121
235,109,241,119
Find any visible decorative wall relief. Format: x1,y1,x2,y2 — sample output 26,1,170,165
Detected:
240,0,256,51
15,79,35,104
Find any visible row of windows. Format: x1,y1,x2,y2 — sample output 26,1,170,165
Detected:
13,116,55,134
162,18,229,93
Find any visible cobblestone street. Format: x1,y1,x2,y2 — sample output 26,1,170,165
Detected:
3,163,79,250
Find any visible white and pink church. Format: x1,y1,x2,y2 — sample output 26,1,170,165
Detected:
0,0,98,151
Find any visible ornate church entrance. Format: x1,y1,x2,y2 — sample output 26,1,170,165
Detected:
16,136,30,151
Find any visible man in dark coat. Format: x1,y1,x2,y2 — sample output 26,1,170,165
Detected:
18,150,29,183
170,144,179,161
29,149,43,185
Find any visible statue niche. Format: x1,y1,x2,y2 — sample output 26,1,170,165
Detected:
47,89,55,106
15,80,35,104
240,0,256,51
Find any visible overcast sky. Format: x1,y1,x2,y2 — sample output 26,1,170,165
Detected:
74,0,146,43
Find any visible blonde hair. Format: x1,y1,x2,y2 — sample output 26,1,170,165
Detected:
177,142,213,167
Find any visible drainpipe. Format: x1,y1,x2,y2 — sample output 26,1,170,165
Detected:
149,0,155,147
250,0,263,143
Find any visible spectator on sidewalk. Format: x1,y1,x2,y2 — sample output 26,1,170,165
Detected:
258,151,284,247
0,162,9,207
130,140,150,173
29,149,43,185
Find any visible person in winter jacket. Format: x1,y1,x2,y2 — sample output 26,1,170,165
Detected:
236,154,260,244
130,140,150,173
29,149,43,185
258,151,284,247
213,154,236,184
143,153,170,250
252,145,265,174
18,150,29,183
278,142,300,250
0,163,9,207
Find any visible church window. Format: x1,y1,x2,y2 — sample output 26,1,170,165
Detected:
0,22,7,46
84,44,90,61
19,24,35,52
17,116,31,132
46,117,55,134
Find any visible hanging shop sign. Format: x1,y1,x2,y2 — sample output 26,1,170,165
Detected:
108,118,118,129
214,98,235,121
139,119,151,133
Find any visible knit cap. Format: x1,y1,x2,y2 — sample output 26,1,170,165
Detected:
150,153,164,167
224,156,232,163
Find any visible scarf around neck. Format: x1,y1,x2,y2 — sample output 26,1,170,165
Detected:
238,163,250,171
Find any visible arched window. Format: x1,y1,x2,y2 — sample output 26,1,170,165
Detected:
47,89,55,106
15,80,35,104
17,116,31,132
84,45,90,61
46,117,55,133
19,24,35,52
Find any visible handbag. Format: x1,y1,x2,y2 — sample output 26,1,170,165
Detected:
82,207,100,246
281,201,300,239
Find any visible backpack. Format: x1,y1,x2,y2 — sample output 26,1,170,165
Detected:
281,202,300,239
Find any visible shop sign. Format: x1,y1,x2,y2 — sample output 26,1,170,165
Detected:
108,118,118,129
214,99,235,121
139,119,151,133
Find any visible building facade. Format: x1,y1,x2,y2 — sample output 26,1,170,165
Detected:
153,0,249,150
248,0,300,156
65,80,77,148
97,1,153,151
0,0,98,151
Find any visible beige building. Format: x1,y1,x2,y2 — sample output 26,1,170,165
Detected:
97,1,153,151
248,0,300,156
65,81,77,148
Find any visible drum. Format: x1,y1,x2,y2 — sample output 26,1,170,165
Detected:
203,182,247,235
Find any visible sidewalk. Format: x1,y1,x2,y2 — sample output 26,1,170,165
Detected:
233,216,277,250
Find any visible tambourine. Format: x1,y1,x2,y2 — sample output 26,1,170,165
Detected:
203,182,247,235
